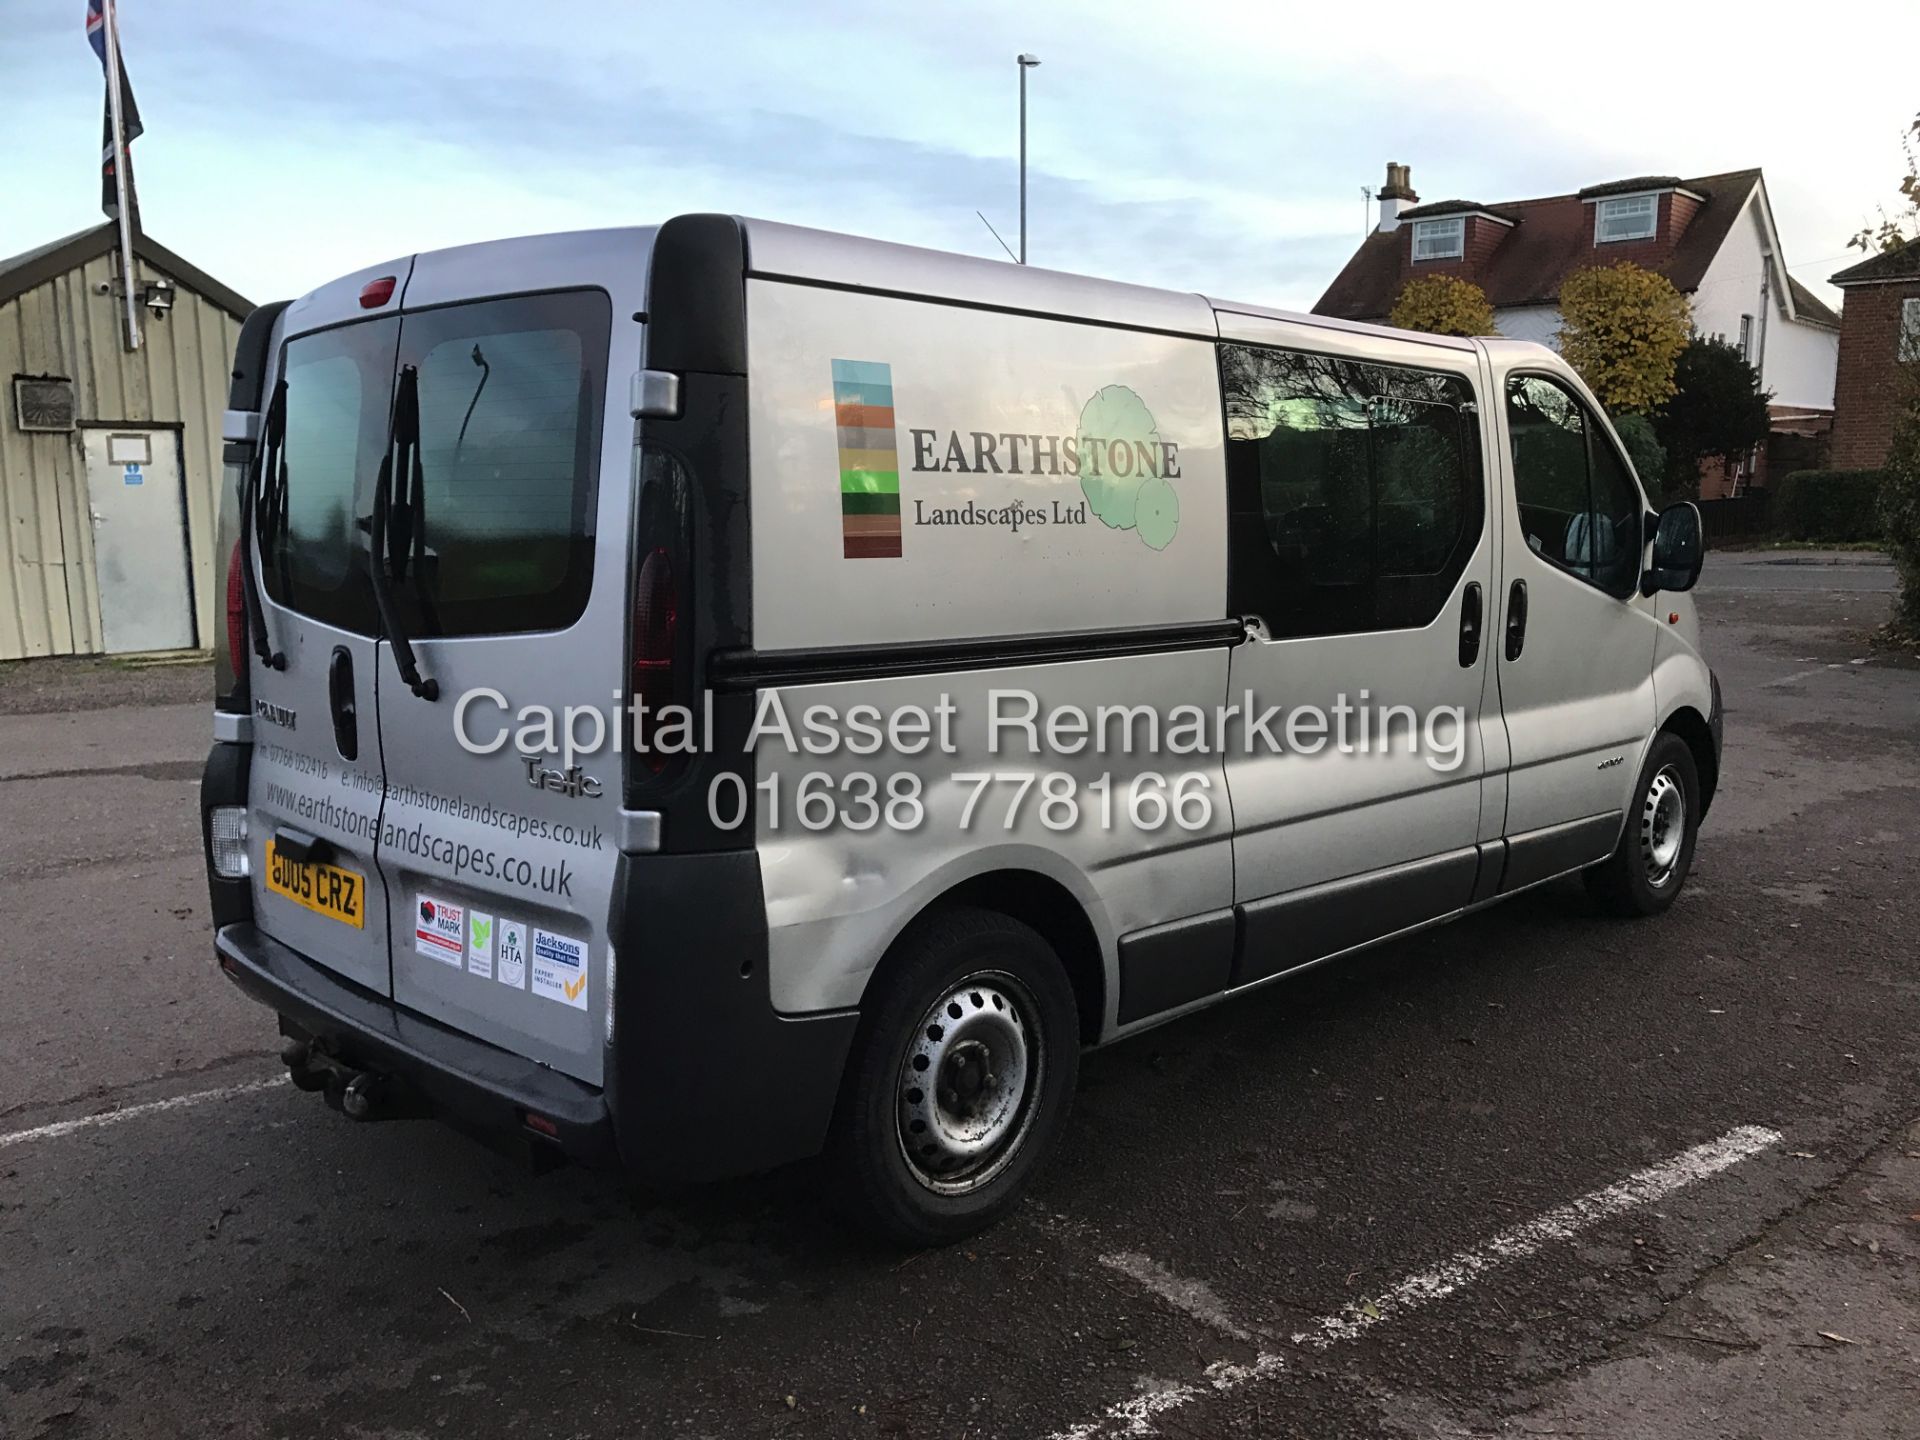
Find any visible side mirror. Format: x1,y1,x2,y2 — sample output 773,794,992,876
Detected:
1641,501,1703,595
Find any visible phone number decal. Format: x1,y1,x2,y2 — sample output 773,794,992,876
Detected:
707,770,1215,834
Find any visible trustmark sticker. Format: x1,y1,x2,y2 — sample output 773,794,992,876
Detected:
466,910,495,980
531,927,589,1010
414,895,464,966
497,920,527,989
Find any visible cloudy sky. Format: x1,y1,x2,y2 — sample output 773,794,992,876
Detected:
1,1,1910,313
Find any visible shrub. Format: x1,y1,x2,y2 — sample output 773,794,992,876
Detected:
1611,413,1667,494
1656,337,1773,495
1559,263,1692,412
1773,470,1886,542
1878,370,1920,630
1389,275,1497,337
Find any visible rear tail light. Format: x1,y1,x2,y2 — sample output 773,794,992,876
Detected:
209,806,250,878
631,546,678,774
224,539,247,672
359,275,397,308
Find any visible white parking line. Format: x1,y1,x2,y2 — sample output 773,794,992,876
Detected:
1099,1252,1260,1343
1055,1124,1782,1440
0,1077,285,1150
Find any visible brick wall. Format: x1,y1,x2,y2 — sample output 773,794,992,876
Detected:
1829,279,1920,469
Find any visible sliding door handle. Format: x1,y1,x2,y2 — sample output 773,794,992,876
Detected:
1504,579,1529,662
1458,581,1483,667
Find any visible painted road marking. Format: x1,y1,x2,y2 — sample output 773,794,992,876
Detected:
1055,1124,1782,1440
1098,1252,1260,1343
0,1077,285,1151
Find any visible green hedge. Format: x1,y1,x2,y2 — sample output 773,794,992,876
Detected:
1773,469,1886,541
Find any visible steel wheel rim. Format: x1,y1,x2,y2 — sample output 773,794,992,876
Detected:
1640,765,1686,887
896,971,1041,1196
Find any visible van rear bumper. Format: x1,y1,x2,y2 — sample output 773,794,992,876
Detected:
215,923,620,1168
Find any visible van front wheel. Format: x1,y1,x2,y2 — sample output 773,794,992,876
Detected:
831,906,1079,1246
1585,731,1701,916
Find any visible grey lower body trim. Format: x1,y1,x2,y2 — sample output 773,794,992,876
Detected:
1116,908,1236,1026
212,709,252,743
1499,812,1621,894
1233,847,1480,988
616,808,662,855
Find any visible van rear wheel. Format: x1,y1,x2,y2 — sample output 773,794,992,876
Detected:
1585,732,1701,917
830,906,1078,1246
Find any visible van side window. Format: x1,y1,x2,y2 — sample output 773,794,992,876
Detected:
1505,375,1643,599
1222,345,1483,639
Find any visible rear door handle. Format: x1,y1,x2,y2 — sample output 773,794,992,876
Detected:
328,646,359,762
1504,579,1529,662
1458,581,1483,667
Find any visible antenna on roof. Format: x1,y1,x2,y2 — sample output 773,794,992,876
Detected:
977,211,1018,263
1362,186,1375,240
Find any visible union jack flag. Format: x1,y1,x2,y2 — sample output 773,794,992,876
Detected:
86,0,143,223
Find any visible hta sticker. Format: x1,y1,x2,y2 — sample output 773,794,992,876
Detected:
531,927,589,1010
496,919,527,989
466,910,495,980
414,895,464,966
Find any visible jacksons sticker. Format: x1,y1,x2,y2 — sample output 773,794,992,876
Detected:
531,927,589,1010
415,895,464,966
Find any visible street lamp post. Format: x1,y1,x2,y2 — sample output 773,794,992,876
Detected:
1017,53,1040,264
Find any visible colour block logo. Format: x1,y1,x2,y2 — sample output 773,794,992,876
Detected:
831,359,902,560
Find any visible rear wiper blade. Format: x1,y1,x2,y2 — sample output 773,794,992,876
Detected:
240,380,285,670
369,365,438,701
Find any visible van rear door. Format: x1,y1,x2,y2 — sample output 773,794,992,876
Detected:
368,234,642,1088
245,262,411,996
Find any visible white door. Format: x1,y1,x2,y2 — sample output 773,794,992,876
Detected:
82,427,195,653
1488,367,1659,890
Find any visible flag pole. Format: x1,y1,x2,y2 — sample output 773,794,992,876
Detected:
101,0,140,351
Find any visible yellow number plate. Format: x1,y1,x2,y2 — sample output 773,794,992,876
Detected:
264,840,365,929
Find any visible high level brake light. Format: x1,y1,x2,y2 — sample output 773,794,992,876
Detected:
225,539,247,674
631,547,678,774
359,276,396,308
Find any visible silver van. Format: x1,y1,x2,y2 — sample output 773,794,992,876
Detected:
202,216,1718,1244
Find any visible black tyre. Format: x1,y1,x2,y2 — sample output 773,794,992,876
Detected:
829,905,1079,1246
1585,731,1701,917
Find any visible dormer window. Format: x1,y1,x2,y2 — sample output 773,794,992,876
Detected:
1412,217,1464,262
1595,194,1658,243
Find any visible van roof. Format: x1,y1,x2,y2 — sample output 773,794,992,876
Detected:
284,216,1512,357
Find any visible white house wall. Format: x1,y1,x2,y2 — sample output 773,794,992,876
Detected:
1691,185,1837,410
1493,305,1561,347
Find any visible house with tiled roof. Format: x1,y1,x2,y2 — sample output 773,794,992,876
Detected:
1315,165,1841,493
1827,240,1920,469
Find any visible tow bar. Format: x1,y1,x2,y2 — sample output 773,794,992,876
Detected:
280,1038,423,1122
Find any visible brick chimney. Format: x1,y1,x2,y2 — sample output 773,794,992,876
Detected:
1378,162,1418,232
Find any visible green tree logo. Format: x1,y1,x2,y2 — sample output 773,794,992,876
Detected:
1076,385,1180,550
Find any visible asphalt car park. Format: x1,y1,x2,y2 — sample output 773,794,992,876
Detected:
2,550,1915,1439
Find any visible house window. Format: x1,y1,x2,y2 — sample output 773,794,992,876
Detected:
1412,217,1465,262
1738,315,1753,361
1595,194,1658,244
1901,297,1920,363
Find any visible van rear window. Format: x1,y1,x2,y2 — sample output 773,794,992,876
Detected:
258,291,609,640
396,291,611,638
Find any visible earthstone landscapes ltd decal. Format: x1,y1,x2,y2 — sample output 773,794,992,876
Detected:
831,359,1180,560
